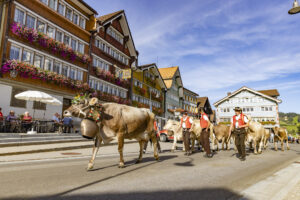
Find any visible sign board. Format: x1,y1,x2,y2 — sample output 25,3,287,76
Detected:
122,69,131,79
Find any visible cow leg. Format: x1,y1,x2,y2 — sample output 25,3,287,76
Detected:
118,135,125,168
274,139,278,151
281,139,284,151
286,138,290,150
253,140,258,155
221,137,225,150
150,133,159,161
87,135,102,170
258,140,263,154
171,136,177,152
136,140,144,164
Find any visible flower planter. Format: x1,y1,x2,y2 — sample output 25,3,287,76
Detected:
11,22,91,64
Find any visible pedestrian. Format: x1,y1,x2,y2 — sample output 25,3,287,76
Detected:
62,115,73,133
22,111,33,132
52,113,62,133
0,107,3,121
143,120,162,153
200,108,213,158
228,107,249,161
180,111,193,156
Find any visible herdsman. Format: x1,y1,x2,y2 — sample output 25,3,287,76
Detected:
180,111,193,156
200,108,213,158
228,107,249,161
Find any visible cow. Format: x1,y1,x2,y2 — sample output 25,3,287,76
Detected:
246,121,265,154
64,98,159,170
263,128,271,149
210,124,231,151
272,126,290,151
163,119,202,153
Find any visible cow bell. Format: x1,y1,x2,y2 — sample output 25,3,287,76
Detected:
289,0,300,14
80,119,98,139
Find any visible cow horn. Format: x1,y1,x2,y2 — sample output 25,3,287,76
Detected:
89,97,99,106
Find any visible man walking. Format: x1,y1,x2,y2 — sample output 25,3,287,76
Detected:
228,107,249,161
200,108,213,158
180,111,193,156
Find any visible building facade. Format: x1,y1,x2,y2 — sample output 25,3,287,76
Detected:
158,66,183,120
132,63,166,117
0,0,97,119
213,86,282,128
89,10,138,105
197,97,214,121
183,87,198,116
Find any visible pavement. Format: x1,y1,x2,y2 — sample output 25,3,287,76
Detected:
0,141,299,200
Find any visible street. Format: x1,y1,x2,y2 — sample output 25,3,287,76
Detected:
0,141,299,200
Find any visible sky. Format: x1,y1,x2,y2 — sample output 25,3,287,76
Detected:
86,0,300,113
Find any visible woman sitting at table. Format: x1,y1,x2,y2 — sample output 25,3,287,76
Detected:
6,110,18,132
22,111,32,132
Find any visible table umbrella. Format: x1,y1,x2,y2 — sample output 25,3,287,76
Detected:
15,90,55,134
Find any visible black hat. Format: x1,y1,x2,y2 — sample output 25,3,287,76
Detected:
234,107,242,112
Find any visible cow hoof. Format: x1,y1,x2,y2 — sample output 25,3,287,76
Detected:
281,149,284,152
254,152,258,155
258,151,262,154
171,149,175,153
87,163,94,171
275,149,278,151
155,157,160,161
118,163,125,168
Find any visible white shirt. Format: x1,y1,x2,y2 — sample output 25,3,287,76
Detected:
202,115,209,121
231,114,248,129
182,116,193,129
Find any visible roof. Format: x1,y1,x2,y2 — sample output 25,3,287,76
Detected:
137,63,167,89
77,0,98,15
257,89,280,97
197,97,208,107
158,66,179,79
164,80,173,89
213,86,282,106
97,10,124,23
183,87,199,96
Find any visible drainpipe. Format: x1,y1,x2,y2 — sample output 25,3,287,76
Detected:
1,0,12,65
87,30,96,84
163,89,167,118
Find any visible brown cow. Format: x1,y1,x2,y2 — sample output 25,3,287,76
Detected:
272,126,290,151
64,99,159,170
211,124,231,151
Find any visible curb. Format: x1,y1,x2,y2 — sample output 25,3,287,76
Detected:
0,138,86,148
0,141,137,156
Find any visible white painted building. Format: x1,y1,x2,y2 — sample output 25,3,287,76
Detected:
214,86,282,128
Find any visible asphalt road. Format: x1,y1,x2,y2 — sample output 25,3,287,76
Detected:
0,141,299,200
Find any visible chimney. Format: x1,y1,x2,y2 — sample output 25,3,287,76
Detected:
227,92,231,96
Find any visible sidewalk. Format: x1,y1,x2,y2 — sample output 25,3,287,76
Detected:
0,139,136,156
240,159,300,200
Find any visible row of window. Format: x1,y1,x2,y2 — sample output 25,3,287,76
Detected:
88,78,127,99
184,95,197,103
10,44,83,81
132,94,161,108
14,7,85,54
144,71,155,80
106,27,124,44
92,57,110,72
219,118,276,123
167,104,177,110
95,39,129,65
133,80,161,96
168,93,179,102
220,106,274,113
226,97,269,104
39,0,86,29
184,105,197,113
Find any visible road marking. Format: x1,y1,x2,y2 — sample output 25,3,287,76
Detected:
240,160,300,200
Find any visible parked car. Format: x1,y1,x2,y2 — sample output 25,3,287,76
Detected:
158,130,173,142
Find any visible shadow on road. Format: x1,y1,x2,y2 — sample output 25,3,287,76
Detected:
8,188,247,200
174,157,194,167
46,155,177,197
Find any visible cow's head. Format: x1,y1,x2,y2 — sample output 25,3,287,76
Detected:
163,120,180,136
64,98,90,119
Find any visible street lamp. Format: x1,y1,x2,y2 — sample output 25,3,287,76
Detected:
289,0,300,15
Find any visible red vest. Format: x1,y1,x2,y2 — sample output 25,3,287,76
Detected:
181,117,192,129
200,113,209,128
154,121,158,131
233,114,246,127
